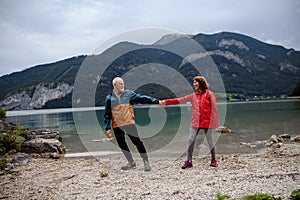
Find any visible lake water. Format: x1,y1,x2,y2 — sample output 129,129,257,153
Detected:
6,100,300,157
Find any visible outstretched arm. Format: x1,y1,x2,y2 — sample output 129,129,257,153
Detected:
164,94,193,106
130,91,159,104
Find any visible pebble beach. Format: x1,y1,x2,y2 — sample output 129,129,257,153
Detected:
1,143,300,200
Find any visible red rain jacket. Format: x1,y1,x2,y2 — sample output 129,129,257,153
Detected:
165,90,218,129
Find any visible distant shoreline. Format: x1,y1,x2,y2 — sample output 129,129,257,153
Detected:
6,98,300,117
287,96,300,99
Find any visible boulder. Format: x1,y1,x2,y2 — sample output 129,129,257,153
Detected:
216,126,232,134
273,142,283,148
277,136,284,143
266,135,278,147
21,138,66,156
23,129,62,142
6,153,31,170
1,119,66,170
20,128,66,158
295,136,300,143
266,142,273,147
279,134,291,141
267,135,276,147
266,134,291,147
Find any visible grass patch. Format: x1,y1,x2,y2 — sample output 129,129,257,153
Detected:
241,193,281,200
216,193,230,200
100,171,108,178
291,188,300,200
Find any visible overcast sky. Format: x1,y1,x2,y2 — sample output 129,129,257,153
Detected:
0,0,299,76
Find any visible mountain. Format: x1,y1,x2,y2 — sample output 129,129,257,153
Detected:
192,32,300,95
0,32,299,110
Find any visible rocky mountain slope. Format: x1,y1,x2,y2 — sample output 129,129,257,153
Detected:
0,32,299,110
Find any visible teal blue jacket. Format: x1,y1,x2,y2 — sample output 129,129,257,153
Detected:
104,90,159,130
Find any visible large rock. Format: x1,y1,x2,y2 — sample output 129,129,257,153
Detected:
22,138,66,155
266,134,292,148
23,129,62,142
1,119,66,159
295,136,300,143
21,129,66,158
1,120,67,174
278,134,291,141
216,126,232,134
5,152,31,170
266,135,283,147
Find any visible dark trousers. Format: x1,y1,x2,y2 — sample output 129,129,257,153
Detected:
113,124,148,162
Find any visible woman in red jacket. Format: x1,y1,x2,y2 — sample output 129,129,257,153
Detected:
161,76,218,168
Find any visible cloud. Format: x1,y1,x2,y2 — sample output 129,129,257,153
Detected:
0,0,299,76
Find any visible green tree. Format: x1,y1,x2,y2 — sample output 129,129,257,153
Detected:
289,82,300,96
0,109,6,120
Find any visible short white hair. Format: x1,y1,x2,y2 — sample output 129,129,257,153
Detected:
112,77,123,86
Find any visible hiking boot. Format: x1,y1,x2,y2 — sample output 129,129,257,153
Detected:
210,159,217,167
181,161,193,169
144,161,151,172
121,162,136,170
